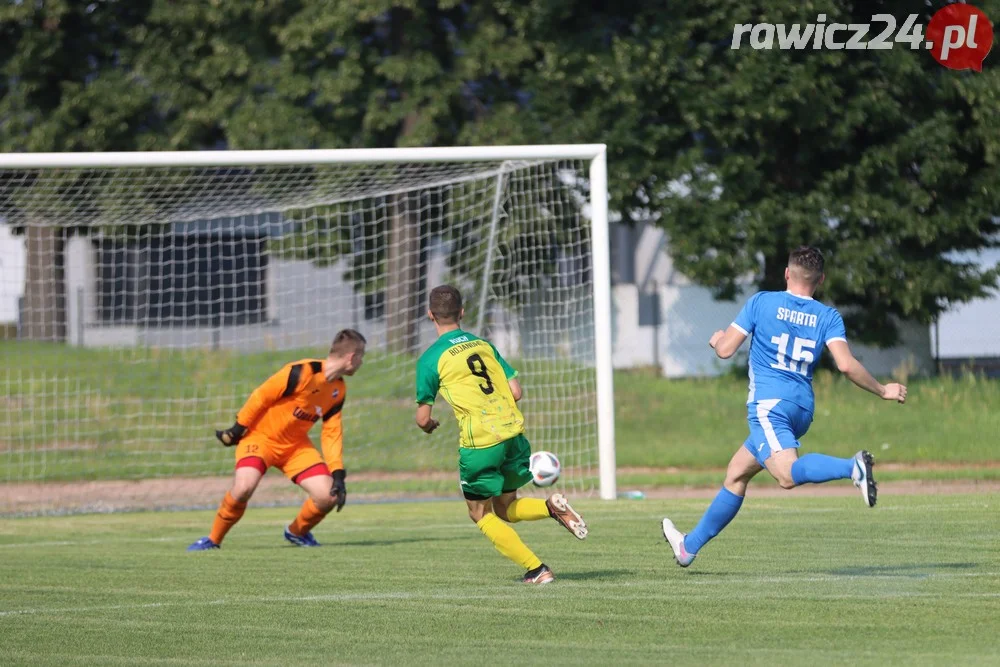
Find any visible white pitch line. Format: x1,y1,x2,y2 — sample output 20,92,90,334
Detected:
1,601,175,618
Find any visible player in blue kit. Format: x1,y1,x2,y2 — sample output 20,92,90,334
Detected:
662,246,907,567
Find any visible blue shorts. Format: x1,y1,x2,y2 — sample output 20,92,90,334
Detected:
742,399,813,467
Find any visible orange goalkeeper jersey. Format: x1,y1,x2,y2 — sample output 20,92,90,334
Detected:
235,359,347,471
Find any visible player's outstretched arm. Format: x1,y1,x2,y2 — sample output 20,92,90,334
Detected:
215,422,247,446
415,404,439,434
709,325,748,359
827,340,907,403
216,364,300,446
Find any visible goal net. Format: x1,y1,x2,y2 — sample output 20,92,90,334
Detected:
0,146,615,516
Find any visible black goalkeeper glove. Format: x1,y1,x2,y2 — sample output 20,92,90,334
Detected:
330,469,347,512
215,422,247,447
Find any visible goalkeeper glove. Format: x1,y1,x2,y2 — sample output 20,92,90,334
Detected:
215,422,247,447
330,469,347,512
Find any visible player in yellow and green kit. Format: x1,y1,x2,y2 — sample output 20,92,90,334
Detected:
414,285,588,585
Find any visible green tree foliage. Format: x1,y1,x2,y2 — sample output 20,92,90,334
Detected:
258,1,583,347
0,0,160,152
504,0,1000,345
0,1,583,346
1,1,153,339
2,0,998,347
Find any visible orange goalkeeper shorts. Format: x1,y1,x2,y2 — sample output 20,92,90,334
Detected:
234,435,328,483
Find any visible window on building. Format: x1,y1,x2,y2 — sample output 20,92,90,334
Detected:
96,233,268,327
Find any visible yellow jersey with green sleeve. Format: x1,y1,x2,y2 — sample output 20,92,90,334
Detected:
415,329,524,449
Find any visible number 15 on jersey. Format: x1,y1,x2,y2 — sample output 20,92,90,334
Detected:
770,333,816,376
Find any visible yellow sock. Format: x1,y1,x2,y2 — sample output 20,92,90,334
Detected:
505,498,550,523
476,514,542,570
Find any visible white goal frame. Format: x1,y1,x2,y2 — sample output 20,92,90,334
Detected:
0,144,617,501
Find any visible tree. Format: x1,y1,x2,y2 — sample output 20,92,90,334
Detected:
1,0,334,340
663,0,1000,346
271,0,537,350
261,0,592,350
1,0,550,348
0,0,159,340
500,0,1000,346
11,0,991,349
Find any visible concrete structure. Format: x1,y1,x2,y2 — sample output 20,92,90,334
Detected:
608,223,939,377
0,225,25,323
931,249,1000,360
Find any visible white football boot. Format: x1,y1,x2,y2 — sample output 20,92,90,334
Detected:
851,450,878,508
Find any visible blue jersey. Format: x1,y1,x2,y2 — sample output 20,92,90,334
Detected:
732,291,847,413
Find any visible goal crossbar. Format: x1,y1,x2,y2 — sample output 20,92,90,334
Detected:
0,145,608,169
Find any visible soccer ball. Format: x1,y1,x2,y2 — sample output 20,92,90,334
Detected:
529,451,561,487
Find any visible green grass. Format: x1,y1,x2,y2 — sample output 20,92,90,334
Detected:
1,495,999,665
2,341,999,486
0,342,596,482
615,466,1000,490
614,368,1000,467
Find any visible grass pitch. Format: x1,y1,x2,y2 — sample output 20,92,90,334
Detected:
3,340,999,487
2,493,998,665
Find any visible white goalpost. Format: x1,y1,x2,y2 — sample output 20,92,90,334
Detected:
0,145,616,515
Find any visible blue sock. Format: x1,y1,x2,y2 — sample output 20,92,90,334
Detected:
685,487,744,555
790,453,854,485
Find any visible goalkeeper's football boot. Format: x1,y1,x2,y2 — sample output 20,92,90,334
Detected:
522,564,555,585
284,527,321,547
851,450,878,508
545,493,588,539
661,518,695,567
186,536,220,552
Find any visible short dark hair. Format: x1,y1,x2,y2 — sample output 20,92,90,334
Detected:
788,246,825,285
429,285,463,323
329,329,366,356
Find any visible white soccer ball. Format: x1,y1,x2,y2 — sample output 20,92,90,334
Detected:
529,450,561,487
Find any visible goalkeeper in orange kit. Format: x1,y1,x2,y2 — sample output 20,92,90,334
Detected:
187,329,366,551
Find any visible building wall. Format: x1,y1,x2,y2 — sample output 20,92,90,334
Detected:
610,223,939,377
63,238,451,354
3,223,992,378
610,282,934,378
0,225,26,323
930,249,1000,360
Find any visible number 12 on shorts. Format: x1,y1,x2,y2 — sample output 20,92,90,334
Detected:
771,333,816,375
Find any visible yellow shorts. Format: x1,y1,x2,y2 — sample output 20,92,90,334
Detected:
235,435,328,483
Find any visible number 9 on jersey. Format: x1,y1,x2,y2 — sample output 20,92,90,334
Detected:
529,451,561,487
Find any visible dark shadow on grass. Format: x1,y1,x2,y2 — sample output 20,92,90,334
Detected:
825,562,979,578
240,535,470,551
550,569,635,581
332,536,471,548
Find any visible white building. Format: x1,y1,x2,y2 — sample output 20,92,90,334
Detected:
0,225,26,323
608,223,949,377
2,220,997,378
